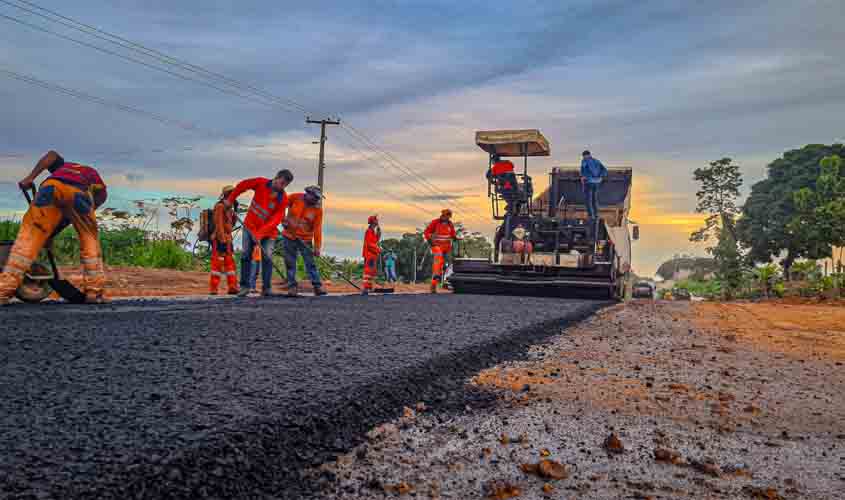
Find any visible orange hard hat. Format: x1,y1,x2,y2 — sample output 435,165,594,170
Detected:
368,215,379,225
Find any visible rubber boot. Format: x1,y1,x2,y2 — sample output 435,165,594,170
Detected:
85,292,111,304
430,282,438,294
287,285,298,297
313,286,327,296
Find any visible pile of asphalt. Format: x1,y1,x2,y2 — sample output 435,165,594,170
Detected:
0,294,606,499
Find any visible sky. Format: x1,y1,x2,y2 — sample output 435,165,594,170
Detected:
2,0,844,275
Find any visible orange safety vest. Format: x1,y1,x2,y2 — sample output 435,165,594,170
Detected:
282,193,323,249
363,226,381,257
491,160,515,176
424,218,456,250
226,178,288,239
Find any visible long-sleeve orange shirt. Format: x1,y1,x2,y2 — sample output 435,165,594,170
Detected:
226,177,288,239
282,193,323,250
211,201,235,244
424,218,456,249
362,226,381,257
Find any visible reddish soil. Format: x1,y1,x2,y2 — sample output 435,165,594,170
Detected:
53,265,433,297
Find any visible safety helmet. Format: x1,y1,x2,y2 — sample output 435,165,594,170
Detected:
304,185,324,200
441,208,453,218
368,215,379,225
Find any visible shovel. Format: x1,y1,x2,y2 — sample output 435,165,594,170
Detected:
21,187,87,303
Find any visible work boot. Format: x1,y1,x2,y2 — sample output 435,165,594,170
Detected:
287,285,298,298
209,290,218,296
313,286,327,296
430,282,438,294
227,289,239,295
85,292,111,304
261,288,273,297
237,288,251,298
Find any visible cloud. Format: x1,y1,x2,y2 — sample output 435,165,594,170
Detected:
3,0,843,275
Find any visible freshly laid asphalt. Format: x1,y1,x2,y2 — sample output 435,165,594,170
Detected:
0,294,607,499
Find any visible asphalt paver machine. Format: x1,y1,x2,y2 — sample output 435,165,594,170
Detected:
450,129,637,299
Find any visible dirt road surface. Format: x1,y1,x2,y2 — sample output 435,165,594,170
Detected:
51,265,430,298
315,301,844,499
0,294,606,499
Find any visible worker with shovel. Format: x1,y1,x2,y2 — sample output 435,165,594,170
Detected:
281,185,327,297
424,209,456,294
224,169,293,297
0,151,108,305
361,215,381,296
209,185,239,295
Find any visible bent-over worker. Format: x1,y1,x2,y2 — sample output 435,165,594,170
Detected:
225,169,293,297
282,185,326,297
424,209,456,294
0,151,108,304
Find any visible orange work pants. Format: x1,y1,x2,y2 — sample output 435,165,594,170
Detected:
431,243,450,286
0,179,105,299
362,253,378,290
209,241,237,293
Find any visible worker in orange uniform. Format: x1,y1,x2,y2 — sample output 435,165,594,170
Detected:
0,151,108,305
224,169,294,297
424,209,457,293
209,185,239,295
361,215,381,296
282,185,326,297
486,154,520,214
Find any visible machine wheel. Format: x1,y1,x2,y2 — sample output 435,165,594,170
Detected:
15,262,53,303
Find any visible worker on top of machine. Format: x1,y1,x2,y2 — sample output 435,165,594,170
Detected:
486,154,521,214
282,185,327,297
361,215,381,296
0,150,108,305
580,150,608,223
424,209,457,293
224,169,294,297
209,185,239,295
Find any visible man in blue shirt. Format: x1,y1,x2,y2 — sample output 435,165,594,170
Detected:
580,150,608,221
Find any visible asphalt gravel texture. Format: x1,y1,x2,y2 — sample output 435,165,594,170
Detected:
0,294,607,499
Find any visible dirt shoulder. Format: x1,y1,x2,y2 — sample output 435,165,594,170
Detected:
52,266,430,297
310,301,845,499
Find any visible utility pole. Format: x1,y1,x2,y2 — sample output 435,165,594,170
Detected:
306,117,340,192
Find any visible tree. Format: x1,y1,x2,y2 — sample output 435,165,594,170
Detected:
792,155,845,255
690,157,744,298
454,222,492,259
737,144,845,277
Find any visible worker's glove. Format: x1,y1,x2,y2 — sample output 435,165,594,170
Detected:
216,241,228,253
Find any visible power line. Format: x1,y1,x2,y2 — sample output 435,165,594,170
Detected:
3,0,489,226
0,68,302,164
1,0,312,115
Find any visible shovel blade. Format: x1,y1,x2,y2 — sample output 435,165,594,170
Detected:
50,279,86,303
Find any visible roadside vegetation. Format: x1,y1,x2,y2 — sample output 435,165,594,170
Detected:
1,196,490,284
677,144,844,301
